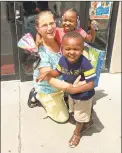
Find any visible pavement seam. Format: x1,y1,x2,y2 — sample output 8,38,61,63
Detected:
18,84,21,153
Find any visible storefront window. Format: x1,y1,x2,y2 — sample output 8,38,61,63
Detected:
89,1,113,51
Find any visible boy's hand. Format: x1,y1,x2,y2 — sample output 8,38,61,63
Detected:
36,71,50,82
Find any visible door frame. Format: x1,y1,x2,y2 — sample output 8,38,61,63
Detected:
14,2,33,82
105,2,119,71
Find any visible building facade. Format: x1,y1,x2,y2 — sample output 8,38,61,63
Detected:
109,3,121,73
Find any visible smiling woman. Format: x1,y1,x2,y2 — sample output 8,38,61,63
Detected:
30,10,69,123
35,10,57,47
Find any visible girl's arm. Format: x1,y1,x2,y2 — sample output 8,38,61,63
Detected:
85,26,95,43
36,33,42,48
81,20,97,43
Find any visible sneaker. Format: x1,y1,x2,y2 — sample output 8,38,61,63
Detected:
28,88,42,108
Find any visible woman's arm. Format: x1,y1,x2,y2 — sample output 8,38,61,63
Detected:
47,77,73,90
37,71,87,91
38,68,73,90
65,80,94,94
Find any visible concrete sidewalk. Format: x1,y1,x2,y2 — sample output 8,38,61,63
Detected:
1,73,121,153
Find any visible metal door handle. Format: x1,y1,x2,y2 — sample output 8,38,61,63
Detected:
15,10,20,19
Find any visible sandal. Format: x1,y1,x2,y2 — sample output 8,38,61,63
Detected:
69,132,81,148
28,88,42,108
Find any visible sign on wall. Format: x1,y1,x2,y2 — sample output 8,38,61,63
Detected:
90,1,112,19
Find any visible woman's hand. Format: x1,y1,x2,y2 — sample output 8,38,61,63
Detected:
66,81,94,94
73,75,86,87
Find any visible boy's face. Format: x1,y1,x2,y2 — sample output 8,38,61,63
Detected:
62,11,77,32
62,37,83,63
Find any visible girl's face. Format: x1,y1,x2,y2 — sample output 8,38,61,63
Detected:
62,11,77,32
36,13,56,40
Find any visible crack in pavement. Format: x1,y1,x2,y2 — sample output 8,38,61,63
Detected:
18,84,21,153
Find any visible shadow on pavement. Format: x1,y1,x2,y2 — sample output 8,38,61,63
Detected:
82,90,108,136
93,89,108,106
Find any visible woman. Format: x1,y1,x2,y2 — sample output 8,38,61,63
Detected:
32,9,69,123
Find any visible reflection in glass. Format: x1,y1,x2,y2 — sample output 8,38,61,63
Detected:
89,2,113,51
1,2,15,75
22,2,48,74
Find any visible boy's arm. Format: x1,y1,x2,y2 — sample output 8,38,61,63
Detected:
65,80,94,94
37,68,72,90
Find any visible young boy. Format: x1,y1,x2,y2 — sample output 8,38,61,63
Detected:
37,31,96,148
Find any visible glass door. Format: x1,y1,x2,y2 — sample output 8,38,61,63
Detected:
88,2,113,70
1,2,19,81
14,1,49,81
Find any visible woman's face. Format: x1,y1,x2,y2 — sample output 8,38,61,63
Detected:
36,13,56,40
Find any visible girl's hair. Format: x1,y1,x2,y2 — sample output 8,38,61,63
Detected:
35,9,55,48
62,8,79,18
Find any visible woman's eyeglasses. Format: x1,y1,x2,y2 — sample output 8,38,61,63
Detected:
38,22,56,29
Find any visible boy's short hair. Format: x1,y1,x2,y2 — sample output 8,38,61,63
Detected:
62,31,84,45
